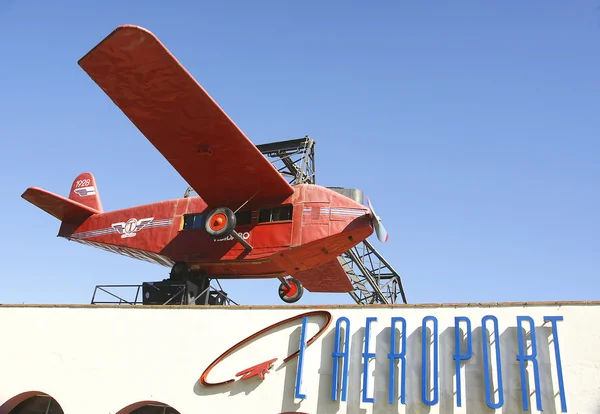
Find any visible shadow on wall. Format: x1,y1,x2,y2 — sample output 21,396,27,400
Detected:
0,391,63,414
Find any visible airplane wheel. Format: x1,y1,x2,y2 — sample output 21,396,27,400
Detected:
170,262,189,281
278,278,304,303
205,207,236,239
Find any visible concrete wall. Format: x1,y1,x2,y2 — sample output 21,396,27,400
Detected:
0,302,596,414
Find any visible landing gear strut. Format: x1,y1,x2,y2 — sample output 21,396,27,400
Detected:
278,277,304,303
172,262,304,304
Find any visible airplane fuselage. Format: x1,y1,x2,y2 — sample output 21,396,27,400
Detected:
59,184,373,280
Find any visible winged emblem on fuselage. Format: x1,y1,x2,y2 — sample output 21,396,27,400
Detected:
111,217,154,238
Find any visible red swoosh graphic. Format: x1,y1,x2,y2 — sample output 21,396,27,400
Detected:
200,310,332,386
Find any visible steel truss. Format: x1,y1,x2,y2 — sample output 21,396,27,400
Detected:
94,136,407,306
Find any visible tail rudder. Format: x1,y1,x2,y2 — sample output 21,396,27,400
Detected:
68,172,103,213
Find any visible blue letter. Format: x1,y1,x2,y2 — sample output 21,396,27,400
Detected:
295,316,308,399
362,317,377,403
545,316,567,412
482,315,503,409
421,316,439,406
331,317,350,401
517,316,541,411
453,316,472,407
388,317,407,405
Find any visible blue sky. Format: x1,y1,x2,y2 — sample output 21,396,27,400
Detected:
1,1,598,306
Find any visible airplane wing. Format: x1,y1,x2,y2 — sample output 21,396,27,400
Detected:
78,25,294,208
22,188,101,221
292,258,354,293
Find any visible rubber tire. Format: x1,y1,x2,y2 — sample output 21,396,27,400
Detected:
205,207,236,239
278,277,304,304
170,261,189,281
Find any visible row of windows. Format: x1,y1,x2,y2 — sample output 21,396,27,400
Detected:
182,205,293,230
9,395,179,414
259,205,293,223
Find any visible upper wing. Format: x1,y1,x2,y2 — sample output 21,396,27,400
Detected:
78,25,294,208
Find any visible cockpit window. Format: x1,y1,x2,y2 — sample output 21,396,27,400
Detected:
183,213,204,229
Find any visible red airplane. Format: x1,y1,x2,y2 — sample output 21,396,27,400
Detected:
21,25,388,304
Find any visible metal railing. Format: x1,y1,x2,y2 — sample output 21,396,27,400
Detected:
90,282,238,306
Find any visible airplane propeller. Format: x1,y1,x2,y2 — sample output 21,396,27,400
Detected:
367,197,389,243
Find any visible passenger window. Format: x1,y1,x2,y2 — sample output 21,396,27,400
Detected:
184,211,252,229
235,210,252,226
272,205,293,221
258,208,272,223
258,205,293,223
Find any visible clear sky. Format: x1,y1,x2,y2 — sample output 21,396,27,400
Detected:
1,1,598,306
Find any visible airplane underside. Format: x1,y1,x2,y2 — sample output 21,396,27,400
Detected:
65,222,368,303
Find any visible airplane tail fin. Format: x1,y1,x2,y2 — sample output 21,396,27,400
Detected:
21,172,103,221
67,172,103,213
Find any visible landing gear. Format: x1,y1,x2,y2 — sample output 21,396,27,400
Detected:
278,277,304,303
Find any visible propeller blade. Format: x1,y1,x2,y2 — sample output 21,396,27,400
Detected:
367,197,389,243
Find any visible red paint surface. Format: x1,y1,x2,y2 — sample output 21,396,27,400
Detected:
35,182,372,292
293,259,353,292
21,188,100,221
22,25,378,294
78,25,294,210
236,358,278,381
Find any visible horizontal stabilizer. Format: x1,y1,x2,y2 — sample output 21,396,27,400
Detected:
293,259,353,293
22,187,101,221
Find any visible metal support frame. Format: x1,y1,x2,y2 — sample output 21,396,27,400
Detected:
183,136,316,198
339,240,407,304
256,136,316,185
91,280,239,306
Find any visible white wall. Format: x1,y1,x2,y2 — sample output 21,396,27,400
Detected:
0,302,595,414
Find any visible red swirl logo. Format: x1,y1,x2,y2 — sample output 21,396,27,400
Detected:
200,310,332,387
